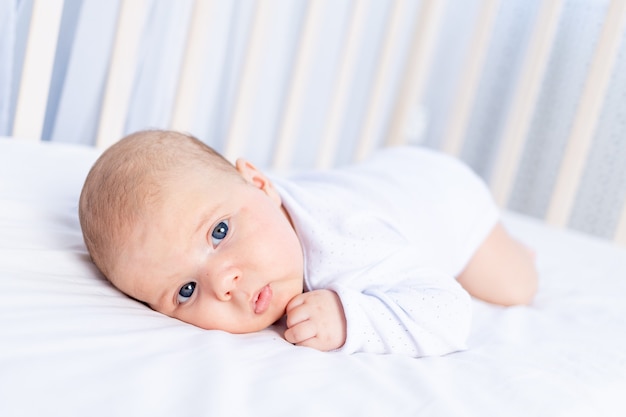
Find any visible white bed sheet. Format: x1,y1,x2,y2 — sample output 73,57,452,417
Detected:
1,137,625,417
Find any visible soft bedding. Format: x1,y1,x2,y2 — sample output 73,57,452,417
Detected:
1,137,626,417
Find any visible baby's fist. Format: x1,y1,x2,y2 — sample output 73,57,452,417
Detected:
284,289,347,351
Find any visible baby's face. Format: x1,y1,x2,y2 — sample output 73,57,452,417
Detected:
111,161,304,333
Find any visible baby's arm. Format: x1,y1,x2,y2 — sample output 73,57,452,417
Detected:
284,258,471,357
284,289,347,351
331,272,471,357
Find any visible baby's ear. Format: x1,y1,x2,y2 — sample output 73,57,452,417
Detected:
235,159,282,205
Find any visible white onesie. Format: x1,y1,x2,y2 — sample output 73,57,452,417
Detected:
272,146,499,357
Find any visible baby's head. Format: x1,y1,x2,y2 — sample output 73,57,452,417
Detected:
79,130,304,333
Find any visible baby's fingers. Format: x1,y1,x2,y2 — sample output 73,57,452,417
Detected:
284,320,316,345
285,292,307,313
285,303,310,329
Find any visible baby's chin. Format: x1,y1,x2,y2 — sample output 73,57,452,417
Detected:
194,310,285,334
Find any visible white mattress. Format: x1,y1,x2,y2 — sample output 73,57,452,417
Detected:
1,137,625,417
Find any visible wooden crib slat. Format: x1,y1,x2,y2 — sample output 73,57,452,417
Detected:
546,0,626,227
354,0,413,162
223,1,272,162
12,0,64,141
271,1,326,170
490,0,564,207
170,0,217,133
316,0,369,169
95,0,148,149
441,0,500,156
385,0,444,147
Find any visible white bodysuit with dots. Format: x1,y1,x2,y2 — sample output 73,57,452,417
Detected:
272,146,499,357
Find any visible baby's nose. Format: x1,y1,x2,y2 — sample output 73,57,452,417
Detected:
213,270,240,301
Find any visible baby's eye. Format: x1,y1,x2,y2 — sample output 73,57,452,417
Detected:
178,282,196,303
211,220,229,246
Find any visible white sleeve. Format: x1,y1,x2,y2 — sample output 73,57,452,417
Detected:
329,267,472,357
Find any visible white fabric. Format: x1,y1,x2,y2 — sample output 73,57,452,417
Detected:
273,146,499,356
1,137,626,417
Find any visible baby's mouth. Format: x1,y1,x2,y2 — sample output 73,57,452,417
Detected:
253,284,272,314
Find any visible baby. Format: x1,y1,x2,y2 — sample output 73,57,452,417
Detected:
79,130,537,357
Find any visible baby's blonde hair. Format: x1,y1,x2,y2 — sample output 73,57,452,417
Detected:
79,129,238,280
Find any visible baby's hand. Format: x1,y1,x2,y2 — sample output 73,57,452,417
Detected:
284,289,347,351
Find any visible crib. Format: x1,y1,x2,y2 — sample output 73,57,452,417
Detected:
1,1,626,416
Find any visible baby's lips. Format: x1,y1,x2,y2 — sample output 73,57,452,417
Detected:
253,285,273,314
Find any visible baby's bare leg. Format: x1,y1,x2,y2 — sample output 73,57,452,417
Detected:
456,222,538,306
